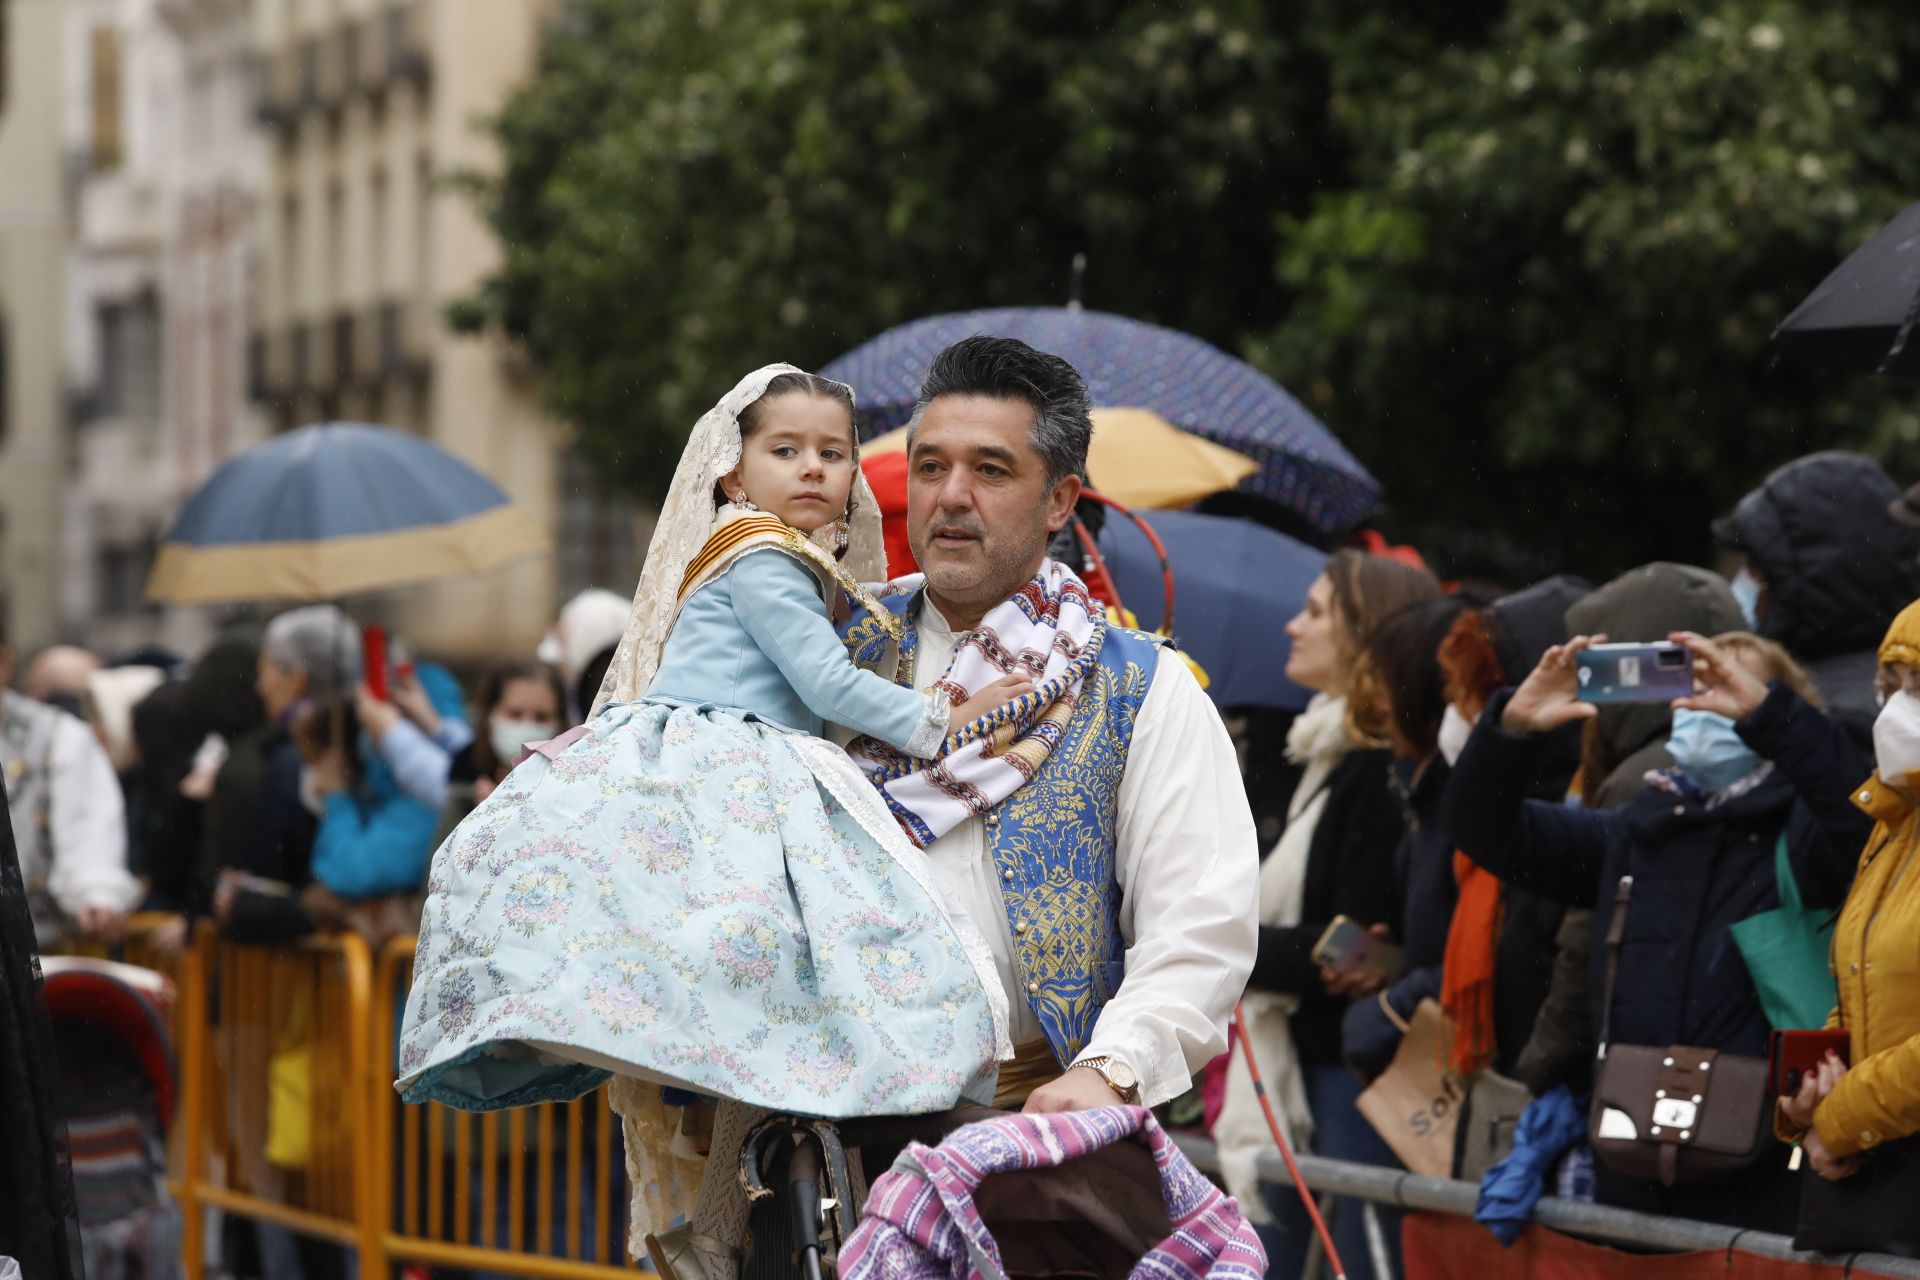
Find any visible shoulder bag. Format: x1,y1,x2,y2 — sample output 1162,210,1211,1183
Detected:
1587,875,1773,1186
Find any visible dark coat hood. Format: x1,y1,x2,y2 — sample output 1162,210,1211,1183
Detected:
1714,451,1920,662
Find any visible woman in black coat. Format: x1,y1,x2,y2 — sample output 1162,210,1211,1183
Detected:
1446,629,1871,1228
1216,549,1440,1280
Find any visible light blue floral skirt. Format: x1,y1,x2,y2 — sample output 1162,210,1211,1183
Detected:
395,701,1003,1116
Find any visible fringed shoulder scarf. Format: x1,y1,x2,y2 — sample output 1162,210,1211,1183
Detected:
844,561,1103,848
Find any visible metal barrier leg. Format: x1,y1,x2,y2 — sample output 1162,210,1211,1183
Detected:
1361,1201,1396,1280
178,928,210,1280
1301,1193,1336,1280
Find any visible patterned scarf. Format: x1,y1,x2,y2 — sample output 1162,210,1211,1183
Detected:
840,1107,1266,1280
843,561,1103,849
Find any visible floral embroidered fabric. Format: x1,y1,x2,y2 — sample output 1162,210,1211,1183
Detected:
395,700,1001,1119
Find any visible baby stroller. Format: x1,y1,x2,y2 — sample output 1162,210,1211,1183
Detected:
41,955,184,1280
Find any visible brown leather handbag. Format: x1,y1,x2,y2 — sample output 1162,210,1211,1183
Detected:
1587,875,1773,1186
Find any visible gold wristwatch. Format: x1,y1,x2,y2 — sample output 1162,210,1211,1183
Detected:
1073,1055,1141,1104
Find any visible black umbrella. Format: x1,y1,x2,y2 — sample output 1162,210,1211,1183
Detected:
1774,200,1920,376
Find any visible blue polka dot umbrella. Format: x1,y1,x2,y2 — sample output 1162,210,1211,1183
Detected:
821,307,1381,538
146,422,548,604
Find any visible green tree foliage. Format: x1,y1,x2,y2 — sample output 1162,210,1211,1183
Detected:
467,0,1920,578
1255,0,1920,575
462,0,1323,497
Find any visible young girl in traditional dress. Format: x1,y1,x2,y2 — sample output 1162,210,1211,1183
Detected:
395,365,1019,1277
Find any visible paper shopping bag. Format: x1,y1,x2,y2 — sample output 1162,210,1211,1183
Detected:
1355,998,1467,1178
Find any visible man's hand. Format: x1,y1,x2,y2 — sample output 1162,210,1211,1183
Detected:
1023,1066,1124,1114
74,905,125,943
1502,636,1606,735
212,871,239,923
355,682,403,741
144,913,189,959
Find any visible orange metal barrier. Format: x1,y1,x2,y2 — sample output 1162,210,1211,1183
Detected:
373,935,644,1277
174,924,383,1278
68,919,645,1276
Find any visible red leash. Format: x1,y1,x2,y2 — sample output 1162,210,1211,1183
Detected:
1232,1001,1348,1280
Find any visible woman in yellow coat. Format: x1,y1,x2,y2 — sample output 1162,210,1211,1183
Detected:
1779,599,1920,1255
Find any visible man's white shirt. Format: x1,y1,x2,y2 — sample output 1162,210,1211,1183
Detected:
1,691,139,941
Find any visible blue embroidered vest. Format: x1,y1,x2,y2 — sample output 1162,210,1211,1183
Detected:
841,591,1163,1065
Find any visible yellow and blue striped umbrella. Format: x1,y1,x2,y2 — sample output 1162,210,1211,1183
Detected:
146,422,548,605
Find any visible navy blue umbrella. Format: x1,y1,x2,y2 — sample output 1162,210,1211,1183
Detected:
147,422,547,604
1097,508,1323,711
822,307,1381,538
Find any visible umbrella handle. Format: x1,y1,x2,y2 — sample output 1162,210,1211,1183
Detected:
1078,489,1177,637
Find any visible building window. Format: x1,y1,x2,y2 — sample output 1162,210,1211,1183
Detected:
370,169,388,293
95,535,158,618
96,290,162,421
326,183,344,312
281,194,301,326
89,26,122,170
298,35,320,109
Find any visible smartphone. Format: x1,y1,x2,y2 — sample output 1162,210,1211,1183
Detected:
1575,642,1693,704
1311,915,1405,985
1768,1028,1851,1097
362,625,389,701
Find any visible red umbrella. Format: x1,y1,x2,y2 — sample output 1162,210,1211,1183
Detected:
861,452,918,578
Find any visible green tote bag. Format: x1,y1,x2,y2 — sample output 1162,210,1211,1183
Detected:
1730,835,1838,1030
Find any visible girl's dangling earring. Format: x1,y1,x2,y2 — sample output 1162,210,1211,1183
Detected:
733,491,759,512
833,520,851,554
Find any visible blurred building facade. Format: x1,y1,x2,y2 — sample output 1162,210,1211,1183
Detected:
246,0,630,660
0,0,646,667
0,0,71,654
62,0,209,658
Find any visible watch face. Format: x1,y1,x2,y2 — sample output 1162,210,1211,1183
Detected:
1110,1062,1137,1090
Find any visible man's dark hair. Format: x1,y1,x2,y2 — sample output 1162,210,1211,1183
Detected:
907,336,1093,486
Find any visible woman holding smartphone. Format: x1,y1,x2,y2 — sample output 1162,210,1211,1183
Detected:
1213,550,1439,1280
1445,629,1870,1228
1776,600,1920,1256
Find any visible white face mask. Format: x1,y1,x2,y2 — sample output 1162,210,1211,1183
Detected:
1874,691,1920,786
490,717,558,766
297,766,329,817
1730,566,1764,630
1437,703,1474,767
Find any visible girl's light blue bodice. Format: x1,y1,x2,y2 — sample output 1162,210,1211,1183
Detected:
644,548,929,753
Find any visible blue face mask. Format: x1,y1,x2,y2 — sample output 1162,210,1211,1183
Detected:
1730,566,1763,630
1665,709,1760,793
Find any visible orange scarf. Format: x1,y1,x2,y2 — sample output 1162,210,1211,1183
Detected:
1441,851,1505,1075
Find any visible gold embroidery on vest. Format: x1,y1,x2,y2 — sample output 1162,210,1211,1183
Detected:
994,652,1154,1060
